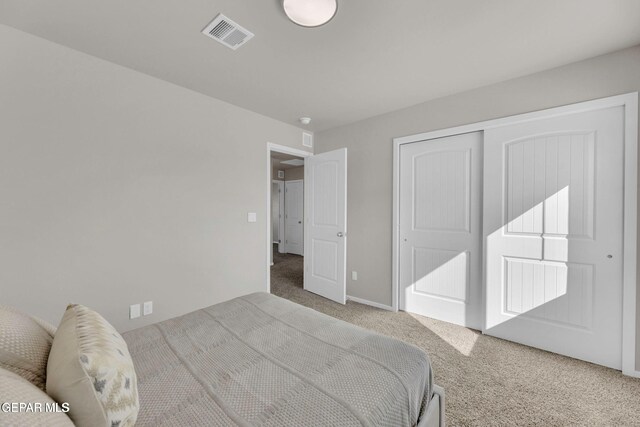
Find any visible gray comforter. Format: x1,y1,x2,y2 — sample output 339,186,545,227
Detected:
123,292,433,426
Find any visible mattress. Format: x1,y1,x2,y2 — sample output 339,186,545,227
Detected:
123,292,433,426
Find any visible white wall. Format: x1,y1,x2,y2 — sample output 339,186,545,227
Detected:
0,25,311,331
316,44,640,368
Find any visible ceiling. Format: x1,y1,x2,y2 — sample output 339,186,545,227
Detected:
272,152,304,170
2,1,639,131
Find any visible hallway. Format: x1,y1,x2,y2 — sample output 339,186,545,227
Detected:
270,245,303,300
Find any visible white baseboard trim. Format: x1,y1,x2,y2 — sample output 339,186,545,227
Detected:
623,368,640,378
347,295,394,311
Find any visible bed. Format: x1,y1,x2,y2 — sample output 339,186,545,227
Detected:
123,292,444,427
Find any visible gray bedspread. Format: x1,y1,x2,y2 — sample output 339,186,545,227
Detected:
123,292,433,426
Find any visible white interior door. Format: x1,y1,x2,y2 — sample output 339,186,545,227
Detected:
272,181,285,255
484,106,624,369
304,148,347,304
284,180,304,256
399,132,483,328
272,182,280,246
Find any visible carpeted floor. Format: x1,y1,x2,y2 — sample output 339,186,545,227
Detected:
270,247,640,426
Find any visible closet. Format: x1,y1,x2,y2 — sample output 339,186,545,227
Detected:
394,94,637,371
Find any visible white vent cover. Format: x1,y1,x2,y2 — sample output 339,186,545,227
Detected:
302,132,313,148
202,14,254,50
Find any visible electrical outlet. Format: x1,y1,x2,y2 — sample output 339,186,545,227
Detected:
248,212,257,223
352,271,358,281
143,301,153,316
129,304,141,319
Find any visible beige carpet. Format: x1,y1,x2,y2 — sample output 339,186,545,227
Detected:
270,248,640,426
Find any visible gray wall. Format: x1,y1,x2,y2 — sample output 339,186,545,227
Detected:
316,45,640,368
272,160,285,180
284,166,304,181
0,25,311,332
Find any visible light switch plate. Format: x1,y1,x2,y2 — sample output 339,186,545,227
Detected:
248,212,257,223
130,304,141,319
352,271,358,281
143,301,153,316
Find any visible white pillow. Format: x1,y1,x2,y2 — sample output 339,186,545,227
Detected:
0,367,74,427
0,305,55,390
46,304,139,427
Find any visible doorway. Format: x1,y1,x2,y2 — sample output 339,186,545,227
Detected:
270,151,306,295
266,143,349,305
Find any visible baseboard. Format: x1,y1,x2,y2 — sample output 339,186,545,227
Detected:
347,295,394,311
623,368,640,378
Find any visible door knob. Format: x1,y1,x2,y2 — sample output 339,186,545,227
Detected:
298,221,302,224
337,232,344,237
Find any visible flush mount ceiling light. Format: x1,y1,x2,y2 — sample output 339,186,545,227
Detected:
283,0,338,28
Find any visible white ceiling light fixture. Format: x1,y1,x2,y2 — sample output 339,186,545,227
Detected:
283,0,338,28
299,117,312,125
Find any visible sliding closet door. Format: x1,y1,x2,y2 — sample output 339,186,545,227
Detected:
483,106,624,369
399,132,483,329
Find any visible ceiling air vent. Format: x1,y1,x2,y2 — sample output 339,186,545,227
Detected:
202,14,254,50
302,132,313,148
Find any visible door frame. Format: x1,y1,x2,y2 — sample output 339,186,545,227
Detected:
284,179,304,255
392,92,638,376
266,142,312,294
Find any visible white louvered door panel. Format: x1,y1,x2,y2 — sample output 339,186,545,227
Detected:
483,106,624,369
399,132,483,329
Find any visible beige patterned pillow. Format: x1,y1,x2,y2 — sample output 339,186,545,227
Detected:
0,305,55,390
46,304,139,427
32,315,58,337
0,368,74,427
